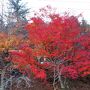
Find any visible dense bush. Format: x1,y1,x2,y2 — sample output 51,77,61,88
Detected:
6,13,90,81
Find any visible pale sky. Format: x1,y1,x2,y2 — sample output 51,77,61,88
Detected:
1,0,90,23
23,0,90,23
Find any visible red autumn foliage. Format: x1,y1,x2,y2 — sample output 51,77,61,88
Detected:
8,12,90,80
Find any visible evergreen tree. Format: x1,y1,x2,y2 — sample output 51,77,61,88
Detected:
7,0,29,35
8,0,29,22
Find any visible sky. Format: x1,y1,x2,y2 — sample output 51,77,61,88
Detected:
23,0,90,23
0,0,90,23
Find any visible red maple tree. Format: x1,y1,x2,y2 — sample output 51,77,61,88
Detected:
8,12,90,80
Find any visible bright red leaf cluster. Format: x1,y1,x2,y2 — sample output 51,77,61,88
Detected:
9,13,90,80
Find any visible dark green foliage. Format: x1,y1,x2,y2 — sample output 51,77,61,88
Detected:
8,0,29,21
